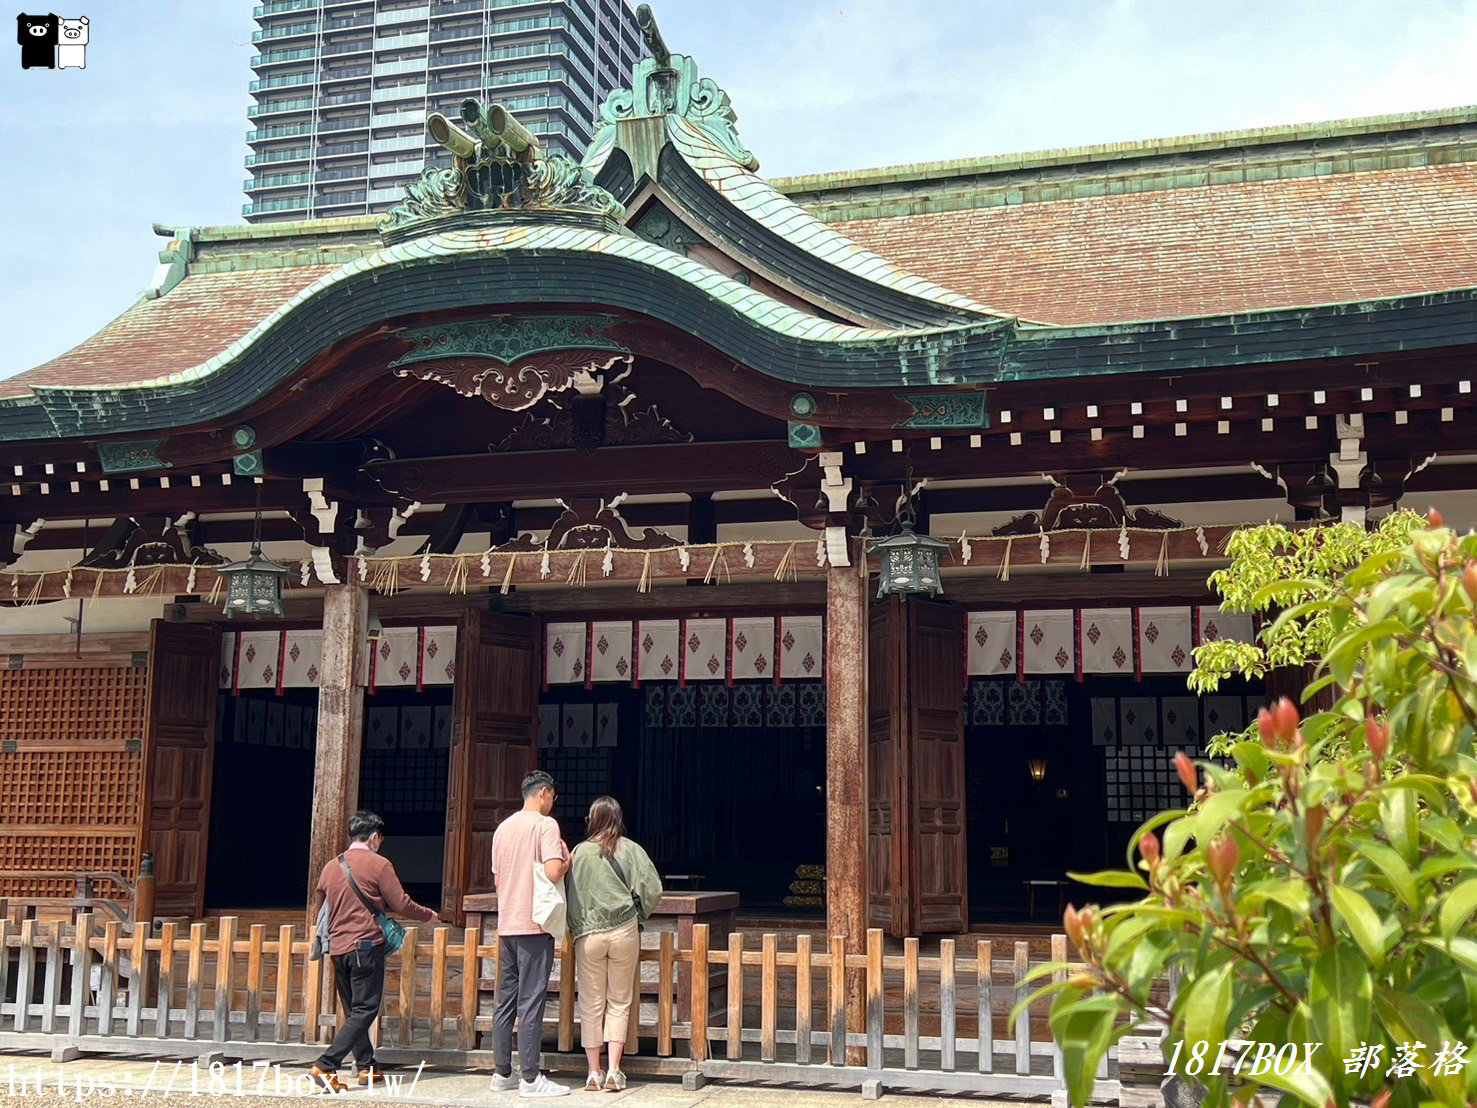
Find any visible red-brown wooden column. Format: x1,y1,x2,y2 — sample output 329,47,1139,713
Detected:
825,562,868,1061
305,582,368,921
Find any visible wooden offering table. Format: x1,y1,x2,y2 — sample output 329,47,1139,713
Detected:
463,891,738,1031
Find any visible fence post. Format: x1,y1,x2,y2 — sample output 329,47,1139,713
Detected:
41,922,63,1034
67,915,93,1040
214,916,238,1044
155,921,177,1039
97,920,121,1036
184,921,205,1040
245,924,265,1040
657,929,674,1057
126,914,148,1037
976,939,992,1074
939,938,956,1072
865,928,884,1071
274,925,293,1044
459,926,478,1052
430,926,449,1050
15,919,36,1034
557,931,575,1054
828,934,846,1067
725,932,743,1061
397,925,419,1047
1012,941,1029,1074
0,920,11,1032
794,933,812,1066
689,923,709,1065
1051,933,1067,1089
902,937,919,1071
760,933,778,1063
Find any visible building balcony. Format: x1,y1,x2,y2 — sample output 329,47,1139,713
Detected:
251,20,318,43
376,30,429,50
321,38,372,57
371,108,427,127
369,134,424,153
378,6,431,25
251,46,317,67
374,57,430,78
318,190,368,206
244,147,311,166
324,14,374,31
430,22,483,44
319,88,371,107
319,139,370,156
253,0,316,16
242,195,310,216
248,96,314,117
244,171,313,191
317,165,368,182
249,71,316,92
246,121,316,143
371,83,428,102
320,115,370,133
321,64,373,82
429,50,482,68
433,0,486,15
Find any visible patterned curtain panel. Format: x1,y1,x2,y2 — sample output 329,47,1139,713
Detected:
220,626,457,691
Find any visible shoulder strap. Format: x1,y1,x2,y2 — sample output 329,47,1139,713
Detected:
604,849,632,891
339,853,384,918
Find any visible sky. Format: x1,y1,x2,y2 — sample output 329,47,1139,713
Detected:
2,0,1477,382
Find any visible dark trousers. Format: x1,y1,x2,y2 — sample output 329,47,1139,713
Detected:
316,941,387,1071
493,933,555,1081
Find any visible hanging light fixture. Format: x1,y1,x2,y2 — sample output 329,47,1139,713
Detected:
218,482,292,618
868,471,950,599
1026,757,1048,783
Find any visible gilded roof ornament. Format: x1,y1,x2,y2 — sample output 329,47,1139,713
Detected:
379,98,625,240
588,4,758,172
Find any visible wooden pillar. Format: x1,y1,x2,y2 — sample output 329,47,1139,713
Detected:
825,563,867,1061
305,582,368,924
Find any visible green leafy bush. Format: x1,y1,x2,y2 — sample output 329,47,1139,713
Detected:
1030,516,1477,1107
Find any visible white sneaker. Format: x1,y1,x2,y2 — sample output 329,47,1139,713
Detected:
519,1073,570,1098
490,1072,519,1092
584,1071,604,1092
602,1070,627,1093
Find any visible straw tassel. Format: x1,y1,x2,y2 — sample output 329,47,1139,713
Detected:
1079,530,1092,571
996,536,1014,582
205,571,224,608
1154,533,1170,577
501,552,519,595
22,572,44,606
446,555,470,595
637,551,653,594
703,546,729,585
773,541,798,583
565,550,588,588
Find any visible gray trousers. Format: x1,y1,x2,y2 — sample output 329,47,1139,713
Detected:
493,933,555,1080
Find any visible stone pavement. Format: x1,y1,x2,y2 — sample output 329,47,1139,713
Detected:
0,1053,1019,1106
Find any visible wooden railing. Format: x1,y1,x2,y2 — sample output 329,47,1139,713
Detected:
0,917,1116,1101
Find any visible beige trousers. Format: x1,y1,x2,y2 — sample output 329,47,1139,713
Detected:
574,918,639,1048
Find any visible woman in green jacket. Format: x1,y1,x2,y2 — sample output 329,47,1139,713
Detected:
565,795,662,1093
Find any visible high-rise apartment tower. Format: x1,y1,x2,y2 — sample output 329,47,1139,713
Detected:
244,0,644,223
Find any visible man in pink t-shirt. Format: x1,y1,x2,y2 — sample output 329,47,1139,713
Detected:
488,770,570,1098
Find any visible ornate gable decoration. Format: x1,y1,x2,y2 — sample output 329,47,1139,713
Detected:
390,315,634,413
379,98,625,240
589,4,758,172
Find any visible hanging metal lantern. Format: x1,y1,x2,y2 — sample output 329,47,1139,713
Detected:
869,518,951,599
219,483,292,617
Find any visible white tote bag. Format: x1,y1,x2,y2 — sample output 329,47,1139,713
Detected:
530,821,567,941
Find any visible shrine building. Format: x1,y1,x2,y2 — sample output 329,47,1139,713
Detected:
6,14,1477,950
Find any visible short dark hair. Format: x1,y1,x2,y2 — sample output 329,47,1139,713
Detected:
521,770,556,799
348,810,385,842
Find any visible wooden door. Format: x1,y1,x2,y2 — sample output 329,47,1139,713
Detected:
866,597,908,935
906,600,969,933
138,621,220,918
443,609,539,921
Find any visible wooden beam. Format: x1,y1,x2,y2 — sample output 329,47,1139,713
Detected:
356,441,806,501
304,582,368,925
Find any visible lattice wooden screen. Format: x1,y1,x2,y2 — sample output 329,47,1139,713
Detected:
0,666,147,898
0,667,147,745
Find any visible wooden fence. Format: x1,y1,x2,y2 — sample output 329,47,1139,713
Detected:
0,916,1118,1101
